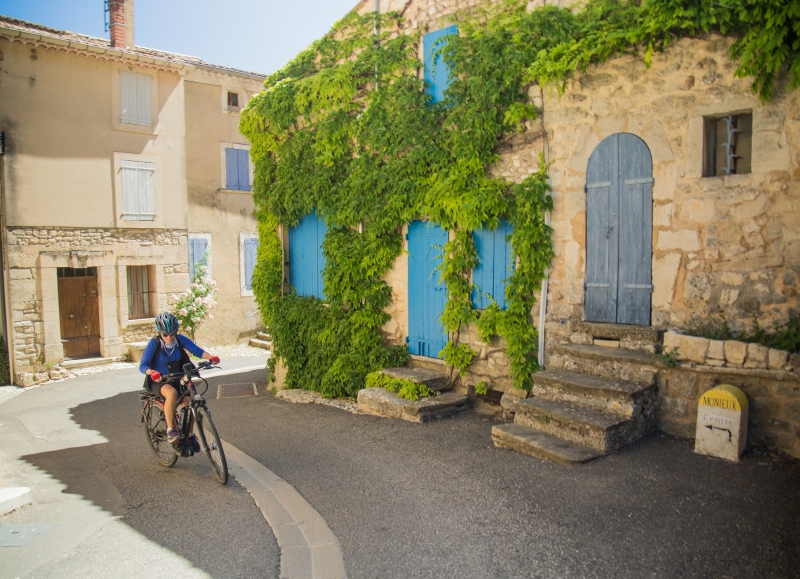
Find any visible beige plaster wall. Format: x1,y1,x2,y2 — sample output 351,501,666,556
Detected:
184,78,264,345
0,38,188,230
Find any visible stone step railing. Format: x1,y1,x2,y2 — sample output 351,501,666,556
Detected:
662,331,798,372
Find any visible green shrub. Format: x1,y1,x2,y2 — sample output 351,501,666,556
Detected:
365,372,434,401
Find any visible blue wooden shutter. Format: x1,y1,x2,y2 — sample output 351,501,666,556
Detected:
189,238,208,280
472,219,514,309
289,211,326,299
225,148,238,190
407,220,449,358
423,25,458,104
237,149,250,191
244,238,258,291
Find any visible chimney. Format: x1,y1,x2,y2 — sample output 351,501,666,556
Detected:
109,0,134,49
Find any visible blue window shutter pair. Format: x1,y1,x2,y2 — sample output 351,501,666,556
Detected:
472,219,514,310
225,148,251,191
189,238,209,281
288,210,326,300
423,25,458,104
244,238,258,291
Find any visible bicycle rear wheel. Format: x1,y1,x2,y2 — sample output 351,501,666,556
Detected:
196,406,228,484
143,401,178,467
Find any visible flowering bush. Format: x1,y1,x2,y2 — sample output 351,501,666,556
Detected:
172,258,217,340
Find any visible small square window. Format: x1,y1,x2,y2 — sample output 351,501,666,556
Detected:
703,113,752,177
127,265,154,320
227,92,239,108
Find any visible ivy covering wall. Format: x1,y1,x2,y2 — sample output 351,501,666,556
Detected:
241,0,798,398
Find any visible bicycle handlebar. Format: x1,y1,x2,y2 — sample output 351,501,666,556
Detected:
160,360,219,383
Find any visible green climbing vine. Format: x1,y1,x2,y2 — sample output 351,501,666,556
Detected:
242,0,798,397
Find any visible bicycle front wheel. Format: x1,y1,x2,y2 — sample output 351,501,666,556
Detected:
196,406,228,484
143,402,178,467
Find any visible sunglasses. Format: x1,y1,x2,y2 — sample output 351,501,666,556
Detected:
160,332,177,337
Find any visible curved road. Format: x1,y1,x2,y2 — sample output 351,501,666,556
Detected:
2,363,799,578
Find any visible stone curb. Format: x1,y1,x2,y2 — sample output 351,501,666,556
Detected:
224,441,347,579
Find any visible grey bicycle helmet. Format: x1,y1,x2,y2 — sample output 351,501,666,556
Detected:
154,312,179,335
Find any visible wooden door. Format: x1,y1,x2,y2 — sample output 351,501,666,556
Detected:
585,133,653,326
407,220,448,358
58,274,100,358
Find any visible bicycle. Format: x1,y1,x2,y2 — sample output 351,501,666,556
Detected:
140,360,228,484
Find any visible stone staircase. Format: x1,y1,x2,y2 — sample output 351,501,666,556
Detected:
492,322,662,465
249,331,271,352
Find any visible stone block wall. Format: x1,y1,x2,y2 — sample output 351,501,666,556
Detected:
5,226,188,378
658,364,800,459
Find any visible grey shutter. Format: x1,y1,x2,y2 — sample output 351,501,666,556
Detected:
189,238,208,280
120,71,137,124
237,149,250,191
584,135,619,323
616,134,653,326
121,160,155,221
244,238,258,291
226,148,238,190
120,71,152,126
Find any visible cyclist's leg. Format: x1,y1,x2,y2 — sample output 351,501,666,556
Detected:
160,384,179,430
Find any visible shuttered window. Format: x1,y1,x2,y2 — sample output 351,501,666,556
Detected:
289,211,326,300
127,266,154,320
189,237,209,280
244,238,258,291
225,148,251,191
423,25,458,104
120,71,153,126
472,219,514,310
121,160,155,221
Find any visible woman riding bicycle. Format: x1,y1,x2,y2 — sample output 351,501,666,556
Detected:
140,312,220,448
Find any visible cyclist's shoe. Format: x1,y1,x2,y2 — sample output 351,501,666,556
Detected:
188,434,201,452
167,428,181,444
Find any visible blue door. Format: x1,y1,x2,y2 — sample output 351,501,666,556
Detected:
289,210,326,299
585,133,653,326
407,220,448,358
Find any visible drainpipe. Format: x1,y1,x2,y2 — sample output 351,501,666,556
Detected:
537,210,551,369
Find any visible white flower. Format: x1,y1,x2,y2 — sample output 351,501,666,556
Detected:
201,266,209,273
209,314,213,319
210,280,217,287
194,297,202,305
179,308,188,316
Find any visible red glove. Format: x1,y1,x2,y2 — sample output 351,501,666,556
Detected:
210,356,220,365
150,371,162,382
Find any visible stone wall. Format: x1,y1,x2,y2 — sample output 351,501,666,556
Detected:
6,226,188,377
658,364,800,458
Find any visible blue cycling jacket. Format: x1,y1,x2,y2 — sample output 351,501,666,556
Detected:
139,334,205,377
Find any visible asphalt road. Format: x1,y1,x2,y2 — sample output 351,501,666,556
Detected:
19,367,800,579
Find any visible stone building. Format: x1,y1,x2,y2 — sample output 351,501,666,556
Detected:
277,0,800,458
0,0,266,384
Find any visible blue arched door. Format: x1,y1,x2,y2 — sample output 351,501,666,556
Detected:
585,133,653,326
407,220,448,358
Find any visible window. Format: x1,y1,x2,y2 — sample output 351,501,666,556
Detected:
120,71,153,127
472,219,514,310
289,211,326,299
227,92,239,108
121,160,155,221
423,25,458,104
57,267,97,278
127,266,154,320
189,235,210,280
225,147,251,191
240,233,258,296
703,113,752,177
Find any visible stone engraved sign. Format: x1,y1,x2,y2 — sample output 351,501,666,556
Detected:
694,384,748,462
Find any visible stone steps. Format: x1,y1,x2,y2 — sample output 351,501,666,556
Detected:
256,331,270,341
379,366,449,392
493,341,660,464
249,338,271,351
570,321,664,353
514,397,642,453
548,343,660,385
492,424,602,466
61,357,116,370
357,388,470,423
532,370,655,418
